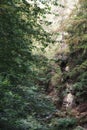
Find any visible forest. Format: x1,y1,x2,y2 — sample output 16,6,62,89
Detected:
0,0,87,130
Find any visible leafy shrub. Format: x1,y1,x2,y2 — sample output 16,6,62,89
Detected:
51,117,77,130
73,126,84,130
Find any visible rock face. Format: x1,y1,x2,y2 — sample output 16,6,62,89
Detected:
65,66,69,72
62,82,75,110
63,92,75,109
66,93,74,108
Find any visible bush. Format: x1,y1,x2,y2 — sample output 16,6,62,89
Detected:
51,117,77,130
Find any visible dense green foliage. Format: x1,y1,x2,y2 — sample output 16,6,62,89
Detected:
51,117,77,130
66,0,87,103
0,0,87,130
0,0,55,129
